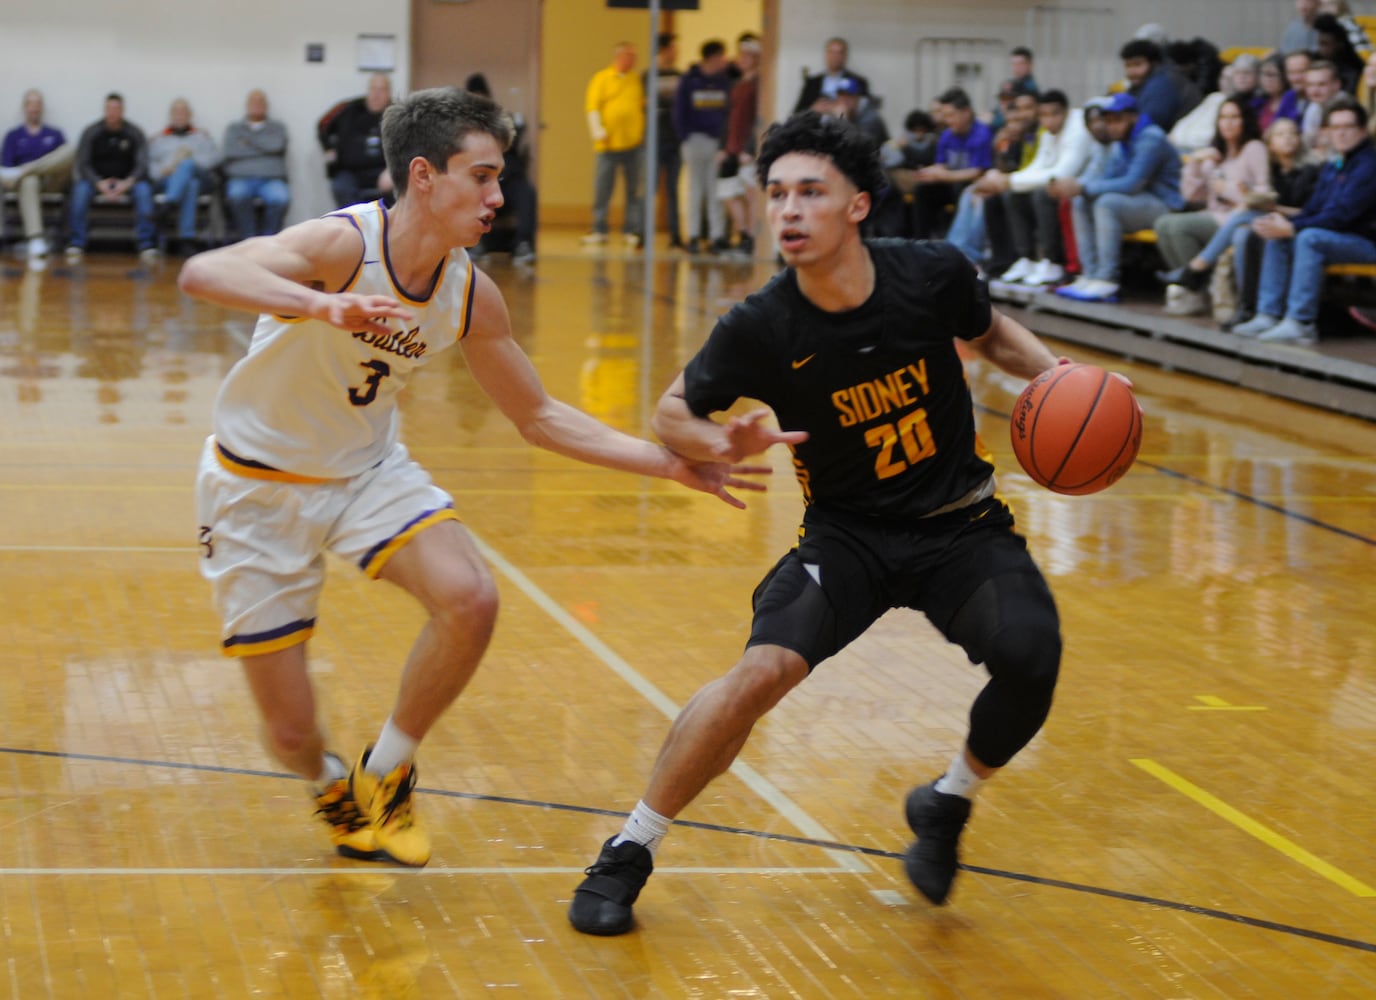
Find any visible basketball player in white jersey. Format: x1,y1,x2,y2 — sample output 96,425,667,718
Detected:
178,87,785,867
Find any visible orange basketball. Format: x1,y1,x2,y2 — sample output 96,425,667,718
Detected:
1009,364,1143,495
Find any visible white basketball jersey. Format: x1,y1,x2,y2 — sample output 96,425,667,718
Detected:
212,201,475,480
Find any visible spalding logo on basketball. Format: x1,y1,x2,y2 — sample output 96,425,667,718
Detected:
1010,363,1143,495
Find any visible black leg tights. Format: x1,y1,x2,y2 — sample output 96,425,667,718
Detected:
942,571,1062,768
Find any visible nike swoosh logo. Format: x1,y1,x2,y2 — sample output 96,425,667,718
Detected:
791,354,816,369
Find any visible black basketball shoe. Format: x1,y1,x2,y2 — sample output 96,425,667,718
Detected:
568,836,654,935
903,780,972,904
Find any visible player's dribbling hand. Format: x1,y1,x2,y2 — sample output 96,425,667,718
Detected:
718,408,809,463
1058,355,1133,391
314,293,415,337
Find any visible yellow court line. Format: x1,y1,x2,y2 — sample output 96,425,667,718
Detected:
1131,758,1375,898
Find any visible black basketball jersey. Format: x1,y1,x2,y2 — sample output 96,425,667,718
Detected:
682,239,996,519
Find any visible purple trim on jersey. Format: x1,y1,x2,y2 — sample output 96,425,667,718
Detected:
323,208,366,293
380,201,443,304
458,260,477,340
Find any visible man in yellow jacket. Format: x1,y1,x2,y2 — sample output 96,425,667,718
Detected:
584,41,646,247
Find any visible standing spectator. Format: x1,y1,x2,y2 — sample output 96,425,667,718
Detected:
65,92,157,263
0,88,72,268
465,73,537,263
149,98,221,254
793,37,870,114
1121,39,1198,132
1300,60,1346,148
718,35,763,258
1318,1,1372,59
992,47,1039,128
319,73,394,209
647,33,685,250
583,41,645,247
673,39,732,254
1282,0,1321,54
978,90,1094,287
1153,97,1269,316
1234,98,1376,343
222,89,291,240
1314,14,1365,94
1051,93,1183,302
910,87,993,239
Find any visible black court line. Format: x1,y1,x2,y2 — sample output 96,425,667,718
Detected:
3,744,1372,955
970,397,1375,547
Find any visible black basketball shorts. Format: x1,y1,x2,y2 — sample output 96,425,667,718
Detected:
745,496,1046,669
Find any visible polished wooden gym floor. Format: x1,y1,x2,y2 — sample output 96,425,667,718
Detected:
1,232,1373,998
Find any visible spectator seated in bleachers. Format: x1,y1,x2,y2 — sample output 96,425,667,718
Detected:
1052,92,1183,303
1256,53,1300,130
870,110,938,238
944,84,1038,268
221,89,290,240
907,87,993,240
1154,96,1269,316
1359,51,1376,119
0,88,72,269
979,89,1095,288
1300,59,1347,148
65,92,157,263
1233,97,1376,344
1121,38,1201,133
1221,118,1320,329
148,98,221,254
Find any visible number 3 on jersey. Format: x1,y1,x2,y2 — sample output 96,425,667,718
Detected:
864,408,936,480
349,359,391,406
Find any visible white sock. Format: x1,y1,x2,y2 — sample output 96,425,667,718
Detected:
934,751,985,800
312,751,349,794
366,716,419,777
611,800,673,856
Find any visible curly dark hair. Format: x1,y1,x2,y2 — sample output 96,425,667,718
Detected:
755,111,887,200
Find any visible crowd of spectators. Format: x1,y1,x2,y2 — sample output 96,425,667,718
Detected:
843,0,1376,346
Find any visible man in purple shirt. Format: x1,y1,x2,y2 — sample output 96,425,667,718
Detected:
1,89,73,269
910,87,993,238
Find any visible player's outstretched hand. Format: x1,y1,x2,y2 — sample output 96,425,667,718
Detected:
718,408,809,462
314,293,415,337
669,456,775,510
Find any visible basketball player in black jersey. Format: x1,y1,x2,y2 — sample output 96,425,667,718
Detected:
570,112,1075,935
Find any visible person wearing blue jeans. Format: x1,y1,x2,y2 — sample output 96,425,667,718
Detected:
222,90,291,239
1049,93,1182,302
1235,98,1376,343
149,99,221,252
945,186,987,265
65,92,158,261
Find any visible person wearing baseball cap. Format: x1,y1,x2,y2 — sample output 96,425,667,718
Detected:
1050,90,1184,302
